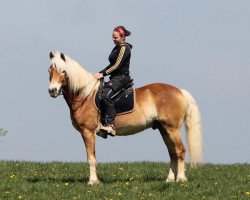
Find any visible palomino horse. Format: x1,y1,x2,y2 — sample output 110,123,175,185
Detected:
48,52,203,185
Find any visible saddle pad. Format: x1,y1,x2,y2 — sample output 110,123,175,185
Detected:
94,88,135,116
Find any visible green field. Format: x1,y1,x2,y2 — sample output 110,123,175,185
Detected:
0,161,249,200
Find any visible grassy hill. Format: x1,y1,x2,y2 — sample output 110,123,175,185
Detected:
0,161,249,200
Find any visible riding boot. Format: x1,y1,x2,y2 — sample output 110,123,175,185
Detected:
95,123,108,139
100,102,116,136
100,124,116,136
100,87,116,130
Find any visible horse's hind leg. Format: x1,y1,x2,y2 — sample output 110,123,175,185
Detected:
159,124,187,182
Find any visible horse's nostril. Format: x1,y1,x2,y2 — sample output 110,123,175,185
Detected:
49,88,57,94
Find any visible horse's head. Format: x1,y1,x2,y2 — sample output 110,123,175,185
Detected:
48,52,68,98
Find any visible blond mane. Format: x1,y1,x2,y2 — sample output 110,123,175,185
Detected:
50,52,96,94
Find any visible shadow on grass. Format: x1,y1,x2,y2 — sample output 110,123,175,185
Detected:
100,176,165,184
27,177,88,184
27,175,164,184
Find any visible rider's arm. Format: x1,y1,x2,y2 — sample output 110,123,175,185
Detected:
99,45,130,76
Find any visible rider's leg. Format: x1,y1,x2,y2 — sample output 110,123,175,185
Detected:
100,87,116,136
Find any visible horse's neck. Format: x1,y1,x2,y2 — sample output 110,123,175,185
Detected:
81,75,99,97
63,76,99,111
67,61,96,96
64,60,100,111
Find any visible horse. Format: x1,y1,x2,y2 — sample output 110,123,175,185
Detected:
48,51,203,185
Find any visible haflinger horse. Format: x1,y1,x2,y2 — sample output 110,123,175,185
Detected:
48,51,203,185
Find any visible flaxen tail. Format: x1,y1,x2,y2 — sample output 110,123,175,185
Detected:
180,89,203,165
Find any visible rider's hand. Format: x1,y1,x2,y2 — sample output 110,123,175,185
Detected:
93,73,104,79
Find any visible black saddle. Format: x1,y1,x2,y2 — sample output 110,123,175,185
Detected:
95,79,135,115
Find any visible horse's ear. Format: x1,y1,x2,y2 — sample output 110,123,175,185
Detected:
61,53,66,62
49,52,54,59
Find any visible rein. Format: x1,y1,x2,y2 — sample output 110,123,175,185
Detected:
62,79,99,107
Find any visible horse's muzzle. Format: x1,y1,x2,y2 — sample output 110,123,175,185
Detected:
48,88,59,98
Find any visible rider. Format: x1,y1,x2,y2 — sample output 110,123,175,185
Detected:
94,26,132,136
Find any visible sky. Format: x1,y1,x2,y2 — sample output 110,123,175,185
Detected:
0,0,249,164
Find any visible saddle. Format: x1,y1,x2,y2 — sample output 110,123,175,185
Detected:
94,79,135,115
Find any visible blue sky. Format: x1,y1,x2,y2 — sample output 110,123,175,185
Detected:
0,0,249,163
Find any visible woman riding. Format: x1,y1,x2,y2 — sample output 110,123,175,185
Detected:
94,26,132,136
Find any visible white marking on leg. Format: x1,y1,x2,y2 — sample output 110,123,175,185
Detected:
166,162,176,182
176,160,187,182
88,159,100,185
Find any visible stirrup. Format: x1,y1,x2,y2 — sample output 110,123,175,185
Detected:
100,124,116,137
95,123,108,139
96,130,108,139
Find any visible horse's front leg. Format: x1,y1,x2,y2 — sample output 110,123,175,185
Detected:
81,128,100,185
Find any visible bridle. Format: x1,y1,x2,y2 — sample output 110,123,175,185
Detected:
62,80,99,102
50,69,102,129
59,72,99,108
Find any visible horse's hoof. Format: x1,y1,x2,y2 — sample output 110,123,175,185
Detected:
166,178,175,183
176,177,187,182
88,180,100,186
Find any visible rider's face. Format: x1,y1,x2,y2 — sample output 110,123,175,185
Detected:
112,31,125,45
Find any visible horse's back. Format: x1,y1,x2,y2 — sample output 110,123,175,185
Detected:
135,83,187,123
135,82,184,101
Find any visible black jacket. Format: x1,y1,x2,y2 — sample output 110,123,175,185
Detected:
100,43,132,77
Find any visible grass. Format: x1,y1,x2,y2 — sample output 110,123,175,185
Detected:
0,161,249,200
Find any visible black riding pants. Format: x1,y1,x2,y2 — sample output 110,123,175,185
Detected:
100,87,115,125
100,75,131,125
